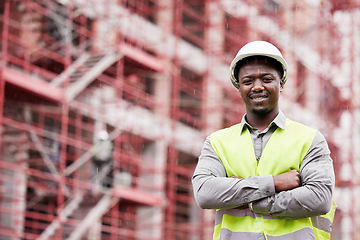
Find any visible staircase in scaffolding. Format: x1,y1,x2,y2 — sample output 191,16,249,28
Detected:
51,51,121,100
34,136,118,239
37,190,119,240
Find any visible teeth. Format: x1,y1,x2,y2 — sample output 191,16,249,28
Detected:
251,96,267,101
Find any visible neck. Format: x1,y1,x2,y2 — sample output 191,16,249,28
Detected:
246,110,279,132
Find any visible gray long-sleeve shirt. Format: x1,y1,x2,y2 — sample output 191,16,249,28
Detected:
192,111,335,219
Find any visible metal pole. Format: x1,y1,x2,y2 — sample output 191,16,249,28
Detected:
0,0,10,152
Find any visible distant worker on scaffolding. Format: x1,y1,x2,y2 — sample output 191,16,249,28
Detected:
92,130,113,191
192,41,336,240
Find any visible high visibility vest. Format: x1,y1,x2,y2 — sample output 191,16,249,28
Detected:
210,118,336,240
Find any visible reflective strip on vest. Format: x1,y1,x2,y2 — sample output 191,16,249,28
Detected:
312,215,332,234
218,227,316,240
214,208,316,240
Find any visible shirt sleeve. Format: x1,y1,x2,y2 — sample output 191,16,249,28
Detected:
251,131,335,219
192,136,276,209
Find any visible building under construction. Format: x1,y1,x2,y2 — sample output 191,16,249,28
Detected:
0,0,359,239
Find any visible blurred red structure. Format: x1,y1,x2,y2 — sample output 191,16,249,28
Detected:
0,0,359,239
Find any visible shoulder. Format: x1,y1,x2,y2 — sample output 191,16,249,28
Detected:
210,123,242,140
285,118,317,134
283,119,319,146
284,119,330,155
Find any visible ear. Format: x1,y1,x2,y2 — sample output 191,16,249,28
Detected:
237,82,241,90
280,80,285,92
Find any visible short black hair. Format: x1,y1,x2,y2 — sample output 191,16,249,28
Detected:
234,55,284,82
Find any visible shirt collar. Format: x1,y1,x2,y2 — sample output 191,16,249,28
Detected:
240,111,286,133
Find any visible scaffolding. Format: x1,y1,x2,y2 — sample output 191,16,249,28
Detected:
0,0,359,239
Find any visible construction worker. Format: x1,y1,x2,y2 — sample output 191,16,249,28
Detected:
192,41,336,239
92,130,114,190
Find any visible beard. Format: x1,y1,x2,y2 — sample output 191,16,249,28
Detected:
250,107,271,116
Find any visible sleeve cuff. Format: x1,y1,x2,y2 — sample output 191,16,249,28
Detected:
251,175,276,214
257,174,275,196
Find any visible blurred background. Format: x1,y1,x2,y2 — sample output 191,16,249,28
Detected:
0,0,359,239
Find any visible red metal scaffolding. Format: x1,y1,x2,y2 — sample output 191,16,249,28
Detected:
0,0,359,239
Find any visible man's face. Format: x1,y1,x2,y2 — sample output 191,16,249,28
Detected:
237,57,284,116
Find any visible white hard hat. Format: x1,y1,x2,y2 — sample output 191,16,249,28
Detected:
229,41,288,89
97,130,109,141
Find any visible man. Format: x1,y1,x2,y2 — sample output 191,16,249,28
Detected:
192,41,336,239
92,130,114,189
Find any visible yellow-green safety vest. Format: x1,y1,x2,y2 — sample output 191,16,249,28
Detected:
210,118,336,240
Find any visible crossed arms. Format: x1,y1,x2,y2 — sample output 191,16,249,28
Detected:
192,133,335,219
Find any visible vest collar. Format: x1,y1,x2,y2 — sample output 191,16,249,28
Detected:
240,111,286,133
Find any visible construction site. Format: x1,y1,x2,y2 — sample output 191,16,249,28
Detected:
0,0,359,239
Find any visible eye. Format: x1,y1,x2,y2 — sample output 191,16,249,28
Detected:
241,78,253,85
263,77,274,83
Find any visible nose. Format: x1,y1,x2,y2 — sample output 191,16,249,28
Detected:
252,79,264,92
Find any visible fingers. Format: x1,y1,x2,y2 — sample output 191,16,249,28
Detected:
289,169,301,183
273,169,301,192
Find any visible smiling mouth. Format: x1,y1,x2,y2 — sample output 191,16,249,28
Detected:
250,95,268,101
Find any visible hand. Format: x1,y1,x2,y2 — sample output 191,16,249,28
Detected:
273,169,301,192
